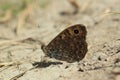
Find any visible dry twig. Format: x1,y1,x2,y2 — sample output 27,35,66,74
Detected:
68,0,79,14
16,3,33,35
10,66,36,80
80,0,92,13
0,36,44,46
93,9,120,25
0,62,14,67
0,10,12,23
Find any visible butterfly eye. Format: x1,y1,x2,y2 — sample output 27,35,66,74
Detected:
74,29,79,34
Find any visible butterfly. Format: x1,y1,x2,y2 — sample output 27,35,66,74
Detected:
41,24,88,63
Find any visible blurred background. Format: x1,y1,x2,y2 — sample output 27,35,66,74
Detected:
0,0,120,80
0,0,119,45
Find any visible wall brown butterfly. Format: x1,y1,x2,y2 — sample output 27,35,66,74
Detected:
41,24,88,63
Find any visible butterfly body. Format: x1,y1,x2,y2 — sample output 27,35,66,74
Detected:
42,24,87,63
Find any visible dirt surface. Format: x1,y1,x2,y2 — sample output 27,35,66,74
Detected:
0,0,120,80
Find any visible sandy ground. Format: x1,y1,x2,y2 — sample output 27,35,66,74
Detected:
0,0,120,80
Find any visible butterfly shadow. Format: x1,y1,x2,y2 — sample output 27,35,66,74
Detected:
32,61,63,68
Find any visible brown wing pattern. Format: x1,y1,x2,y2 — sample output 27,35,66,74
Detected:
42,24,87,63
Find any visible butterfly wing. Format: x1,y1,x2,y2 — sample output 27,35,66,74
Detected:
43,24,87,62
